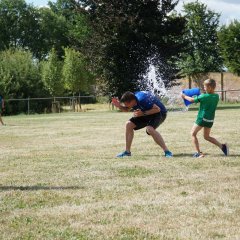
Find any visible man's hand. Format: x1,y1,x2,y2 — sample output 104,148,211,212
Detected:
111,97,121,108
133,109,144,117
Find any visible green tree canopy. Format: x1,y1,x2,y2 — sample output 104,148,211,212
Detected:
0,48,43,98
0,0,91,60
62,47,94,94
218,20,240,75
178,1,223,79
41,48,64,96
49,0,92,52
37,7,70,59
0,0,41,55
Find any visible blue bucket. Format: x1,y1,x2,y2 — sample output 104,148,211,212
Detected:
182,88,201,106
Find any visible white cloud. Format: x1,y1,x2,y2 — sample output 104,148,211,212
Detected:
176,0,240,25
218,0,240,4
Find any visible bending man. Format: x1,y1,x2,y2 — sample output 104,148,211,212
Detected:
112,91,173,158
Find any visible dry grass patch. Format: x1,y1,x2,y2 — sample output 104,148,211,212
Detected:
0,109,239,239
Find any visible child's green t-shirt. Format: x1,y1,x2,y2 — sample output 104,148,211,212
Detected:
194,93,219,123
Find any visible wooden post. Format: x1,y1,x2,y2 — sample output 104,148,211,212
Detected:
79,93,82,110
221,72,224,101
27,97,30,115
188,76,192,89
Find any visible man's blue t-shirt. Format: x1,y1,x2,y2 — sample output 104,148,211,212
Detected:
132,91,167,113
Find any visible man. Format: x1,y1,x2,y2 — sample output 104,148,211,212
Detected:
112,91,173,158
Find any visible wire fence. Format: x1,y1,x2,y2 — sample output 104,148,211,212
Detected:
5,95,97,115
216,89,240,102
3,89,240,115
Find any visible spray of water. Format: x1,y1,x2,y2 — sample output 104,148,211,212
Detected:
139,64,187,111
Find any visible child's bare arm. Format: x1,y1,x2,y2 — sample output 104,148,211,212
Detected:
181,93,195,103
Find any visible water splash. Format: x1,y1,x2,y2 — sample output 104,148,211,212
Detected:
140,64,187,111
144,64,168,97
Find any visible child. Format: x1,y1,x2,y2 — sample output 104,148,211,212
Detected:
181,79,228,158
112,91,173,158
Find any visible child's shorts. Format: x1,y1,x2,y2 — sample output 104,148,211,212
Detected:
195,118,213,128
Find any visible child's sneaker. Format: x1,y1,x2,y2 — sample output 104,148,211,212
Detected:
193,152,204,158
221,144,229,156
116,150,131,158
164,150,173,158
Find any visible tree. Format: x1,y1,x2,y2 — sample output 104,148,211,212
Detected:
178,1,223,81
62,47,94,94
0,0,41,55
0,0,89,60
51,0,186,97
218,20,240,75
0,48,43,99
0,48,51,114
41,48,64,96
48,0,92,53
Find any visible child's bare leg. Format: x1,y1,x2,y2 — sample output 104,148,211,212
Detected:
203,127,222,148
0,115,4,125
191,124,202,152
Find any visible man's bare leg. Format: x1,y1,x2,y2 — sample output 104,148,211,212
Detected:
125,121,136,152
146,126,168,151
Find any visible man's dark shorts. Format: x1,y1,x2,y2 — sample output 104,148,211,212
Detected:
130,112,167,132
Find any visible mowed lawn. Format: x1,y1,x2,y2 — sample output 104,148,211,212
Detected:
0,107,239,240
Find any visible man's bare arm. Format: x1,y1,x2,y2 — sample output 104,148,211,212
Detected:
112,97,129,112
133,104,160,117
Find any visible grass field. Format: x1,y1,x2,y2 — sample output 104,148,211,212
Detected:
0,106,239,240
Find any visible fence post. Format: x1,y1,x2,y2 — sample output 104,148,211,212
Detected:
188,76,192,89
28,97,30,115
79,93,82,110
221,72,224,101
72,94,75,112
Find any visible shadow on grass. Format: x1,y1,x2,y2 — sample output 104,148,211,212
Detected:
142,153,194,158
141,153,238,158
227,154,240,157
173,153,240,158
171,153,197,158
0,185,85,191
210,154,240,157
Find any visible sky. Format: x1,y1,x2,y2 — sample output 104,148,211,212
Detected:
26,0,56,7
176,0,240,25
26,0,240,25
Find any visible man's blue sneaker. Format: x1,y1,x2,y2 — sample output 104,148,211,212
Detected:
193,152,204,158
164,150,173,158
116,150,131,158
222,144,229,156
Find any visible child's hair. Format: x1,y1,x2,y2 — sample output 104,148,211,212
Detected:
120,91,136,103
204,79,216,89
